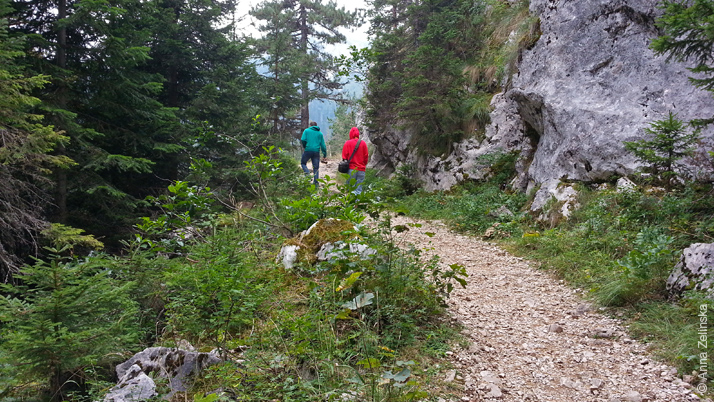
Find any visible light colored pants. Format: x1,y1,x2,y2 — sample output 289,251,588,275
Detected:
348,169,366,194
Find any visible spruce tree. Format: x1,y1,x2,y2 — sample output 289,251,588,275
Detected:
251,0,358,138
0,0,72,281
651,0,714,124
0,250,140,400
624,112,700,188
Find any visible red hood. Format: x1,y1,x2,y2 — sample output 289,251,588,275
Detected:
349,127,360,139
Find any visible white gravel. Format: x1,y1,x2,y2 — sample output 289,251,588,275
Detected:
387,215,707,402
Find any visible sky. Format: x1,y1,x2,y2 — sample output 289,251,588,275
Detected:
233,0,371,57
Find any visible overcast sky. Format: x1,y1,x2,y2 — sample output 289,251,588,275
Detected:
234,0,371,56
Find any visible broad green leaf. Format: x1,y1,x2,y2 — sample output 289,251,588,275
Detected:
336,272,363,292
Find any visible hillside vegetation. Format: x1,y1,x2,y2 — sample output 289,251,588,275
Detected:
0,151,467,401
3,0,714,400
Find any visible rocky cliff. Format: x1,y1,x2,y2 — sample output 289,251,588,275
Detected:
369,0,714,194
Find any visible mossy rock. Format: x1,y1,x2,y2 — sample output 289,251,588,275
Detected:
282,219,359,265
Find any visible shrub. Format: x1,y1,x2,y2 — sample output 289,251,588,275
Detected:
0,250,140,400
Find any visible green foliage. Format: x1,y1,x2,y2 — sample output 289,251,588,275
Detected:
161,227,274,347
652,0,714,100
395,152,526,234
629,297,714,377
42,223,105,251
624,112,701,188
0,249,140,400
251,0,358,134
182,214,464,401
0,0,73,281
367,0,537,156
596,228,678,306
327,103,359,156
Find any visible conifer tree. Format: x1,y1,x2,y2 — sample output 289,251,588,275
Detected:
8,0,266,238
0,0,72,281
0,250,140,400
251,0,358,138
624,112,700,188
652,0,714,124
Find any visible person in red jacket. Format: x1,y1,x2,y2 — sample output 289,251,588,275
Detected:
341,127,369,194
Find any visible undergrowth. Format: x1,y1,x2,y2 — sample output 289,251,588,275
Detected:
0,149,466,401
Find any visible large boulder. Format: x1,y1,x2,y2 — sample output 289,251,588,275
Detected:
667,243,714,298
104,347,221,401
368,0,714,192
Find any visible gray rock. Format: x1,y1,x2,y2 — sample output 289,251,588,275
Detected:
667,243,714,297
622,390,643,402
590,378,604,390
489,205,514,218
529,179,579,221
616,177,637,192
113,347,221,399
275,244,300,269
485,383,503,398
316,242,376,261
368,0,714,192
444,369,457,383
103,364,156,402
548,324,564,333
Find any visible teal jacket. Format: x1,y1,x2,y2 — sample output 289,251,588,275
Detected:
301,126,327,157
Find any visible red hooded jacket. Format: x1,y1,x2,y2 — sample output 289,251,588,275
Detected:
341,127,369,171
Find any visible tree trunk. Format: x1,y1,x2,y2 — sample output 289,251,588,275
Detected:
55,0,68,223
299,3,309,132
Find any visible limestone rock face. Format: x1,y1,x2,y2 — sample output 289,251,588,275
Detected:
368,0,714,193
667,243,714,297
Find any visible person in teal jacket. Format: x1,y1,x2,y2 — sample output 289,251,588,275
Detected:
300,121,327,186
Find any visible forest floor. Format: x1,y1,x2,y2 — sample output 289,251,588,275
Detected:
316,158,707,402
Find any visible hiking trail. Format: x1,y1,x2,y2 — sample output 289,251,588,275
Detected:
386,216,704,402
316,157,702,401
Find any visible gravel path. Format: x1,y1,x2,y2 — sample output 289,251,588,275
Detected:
386,216,705,402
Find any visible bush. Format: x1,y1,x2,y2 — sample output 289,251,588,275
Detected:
0,250,141,400
596,228,678,306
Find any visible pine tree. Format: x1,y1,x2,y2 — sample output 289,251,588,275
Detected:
251,0,358,138
250,1,304,141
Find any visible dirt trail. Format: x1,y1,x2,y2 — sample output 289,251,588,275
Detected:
386,216,705,402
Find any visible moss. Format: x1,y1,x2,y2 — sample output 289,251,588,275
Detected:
283,219,359,265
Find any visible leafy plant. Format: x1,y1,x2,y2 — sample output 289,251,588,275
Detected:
596,228,678,306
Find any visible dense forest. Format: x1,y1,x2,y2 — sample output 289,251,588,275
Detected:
2,0,714,400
